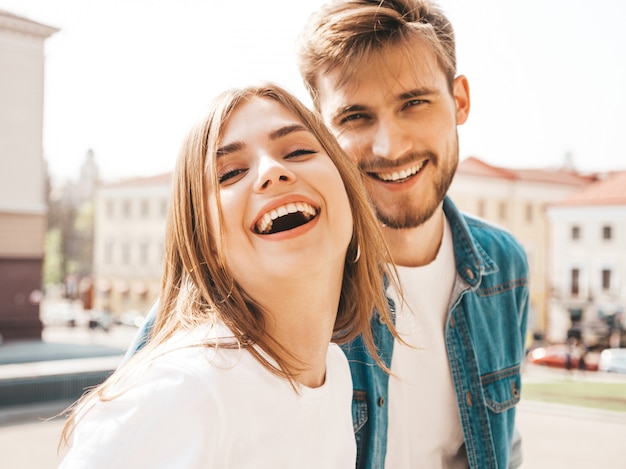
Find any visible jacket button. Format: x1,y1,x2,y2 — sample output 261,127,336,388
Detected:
378,315,386,325
378,397,385,407
465,267,475,280
465,391,472,407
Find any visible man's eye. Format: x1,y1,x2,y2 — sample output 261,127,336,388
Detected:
286,148,317,159
339,113,366,125
404,99,427,109
219,168,247,184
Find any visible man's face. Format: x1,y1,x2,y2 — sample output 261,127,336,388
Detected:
316,37,470,229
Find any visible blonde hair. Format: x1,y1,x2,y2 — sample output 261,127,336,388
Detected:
297,0,457,109
60,83,397,447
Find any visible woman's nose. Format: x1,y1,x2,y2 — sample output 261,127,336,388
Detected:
254,156,296,192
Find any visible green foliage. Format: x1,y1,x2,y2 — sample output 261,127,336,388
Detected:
523,381,626,412
43,228,63,286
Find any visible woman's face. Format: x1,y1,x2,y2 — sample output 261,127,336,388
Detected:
211,96,353,297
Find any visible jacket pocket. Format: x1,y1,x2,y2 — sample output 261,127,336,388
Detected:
481,365,521,413
352,390,368,433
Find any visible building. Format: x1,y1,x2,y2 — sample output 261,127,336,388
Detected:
546,171,626,346
92,173,172,316
0,11,58,339
448,156,596,340
46,149,100,301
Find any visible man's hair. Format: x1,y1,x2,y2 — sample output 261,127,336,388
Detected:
297,0,457,109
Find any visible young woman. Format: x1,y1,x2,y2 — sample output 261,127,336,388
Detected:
58,83,397,468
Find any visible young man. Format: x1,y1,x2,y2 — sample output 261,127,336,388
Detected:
297,1,528,468
126,1,528,467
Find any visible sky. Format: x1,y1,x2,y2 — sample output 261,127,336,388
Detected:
2,0,625,184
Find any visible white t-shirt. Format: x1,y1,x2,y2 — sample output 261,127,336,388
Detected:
384,218,469,468
60,323,356,469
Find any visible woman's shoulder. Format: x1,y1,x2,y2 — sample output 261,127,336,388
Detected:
326,342,351,384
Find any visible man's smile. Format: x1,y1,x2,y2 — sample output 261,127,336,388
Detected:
368,160,428,183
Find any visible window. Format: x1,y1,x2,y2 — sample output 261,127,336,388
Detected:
104,241,114,264
499,201,507,220
571,226,580,240
525,203,533,222
477,199,485,218
122,241,131,265
140,200,150,218
139,241,149,266
122,200,131,218
602,269,612,291
105,200,114,218
570,268,580,296
602,225,613,240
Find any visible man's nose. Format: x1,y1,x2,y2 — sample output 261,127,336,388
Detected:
254,155,295,192
371,117,412,161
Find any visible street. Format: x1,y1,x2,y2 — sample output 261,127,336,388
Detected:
1,398,625,468
1,322,625,468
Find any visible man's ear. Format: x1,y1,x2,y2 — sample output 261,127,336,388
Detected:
453,75,470,125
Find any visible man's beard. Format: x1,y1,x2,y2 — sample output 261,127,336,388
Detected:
371,147,458,230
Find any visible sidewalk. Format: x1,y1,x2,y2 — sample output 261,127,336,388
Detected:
1,323,625,468
2,397,624,469
0,325,136,410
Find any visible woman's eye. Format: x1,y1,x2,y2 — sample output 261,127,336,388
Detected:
286,148,317,159
219,168,247,184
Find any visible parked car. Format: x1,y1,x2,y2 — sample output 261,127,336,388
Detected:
527,344,599,371
599,348,626,374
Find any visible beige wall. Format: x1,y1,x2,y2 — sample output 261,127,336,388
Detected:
0,212,46,258
0,14,55,215
0,11,58,339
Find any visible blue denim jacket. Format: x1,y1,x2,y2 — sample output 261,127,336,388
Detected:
345,197,529,469
126,196,529,469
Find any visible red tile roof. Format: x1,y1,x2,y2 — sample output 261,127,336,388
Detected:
551,171,626,207
457,156,517,180
457,156,597,186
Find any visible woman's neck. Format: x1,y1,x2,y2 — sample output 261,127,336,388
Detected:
257,267,343,388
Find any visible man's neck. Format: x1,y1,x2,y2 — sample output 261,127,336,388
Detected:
382,206,445,267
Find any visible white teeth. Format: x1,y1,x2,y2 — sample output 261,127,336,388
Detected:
377,161,426,182
255,202,317,234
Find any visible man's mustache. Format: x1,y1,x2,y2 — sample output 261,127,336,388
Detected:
359,151,438,172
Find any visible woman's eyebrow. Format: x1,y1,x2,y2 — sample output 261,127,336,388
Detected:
217,124,310,157
269,123,309,140
216,141,243,157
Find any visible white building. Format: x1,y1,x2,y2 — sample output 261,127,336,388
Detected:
546,171,626,346
0,10,58,339
93,173,171,315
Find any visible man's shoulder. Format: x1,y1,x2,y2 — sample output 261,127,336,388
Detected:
444,197,522,250
462,212,520,246
455,210,528,267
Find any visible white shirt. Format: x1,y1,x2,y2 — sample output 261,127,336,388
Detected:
385,218,468,468
60,323,356,469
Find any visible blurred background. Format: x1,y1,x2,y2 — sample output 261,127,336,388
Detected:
0,1,625,468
